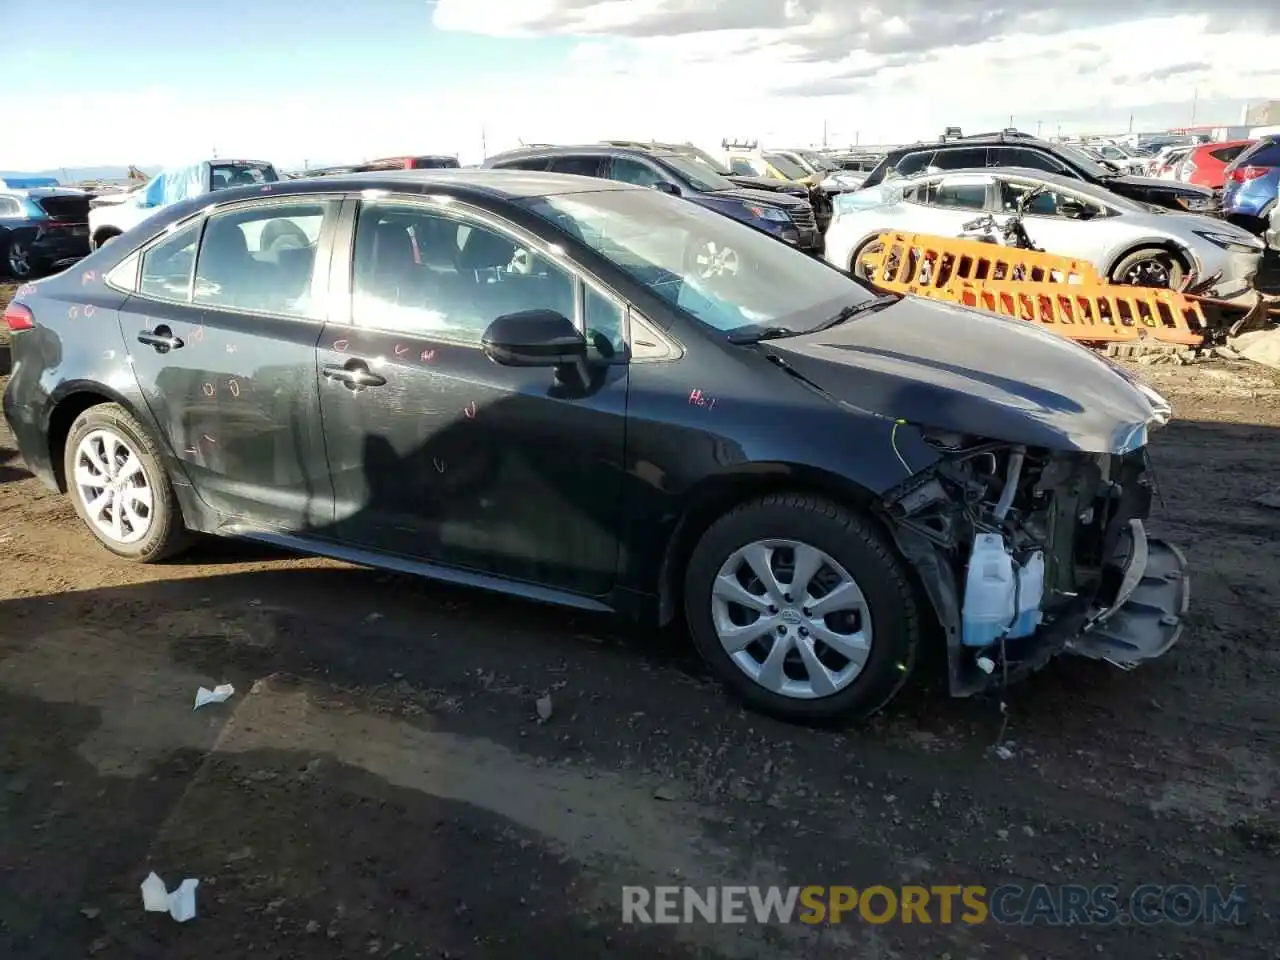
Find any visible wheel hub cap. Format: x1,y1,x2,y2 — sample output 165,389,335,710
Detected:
710,539,873,700
73,429,154,545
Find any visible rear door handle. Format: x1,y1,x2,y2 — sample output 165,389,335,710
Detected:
137,326,184,351
322,363,387,388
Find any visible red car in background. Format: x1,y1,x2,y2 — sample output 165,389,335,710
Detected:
1179,140,1255,190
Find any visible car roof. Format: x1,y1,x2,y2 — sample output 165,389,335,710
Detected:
489,144,683,162
225,168,641,201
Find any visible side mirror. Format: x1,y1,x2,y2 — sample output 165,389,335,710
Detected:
649,181,680,195
482,309,586,368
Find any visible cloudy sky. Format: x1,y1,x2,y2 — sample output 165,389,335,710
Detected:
7,0,1280,171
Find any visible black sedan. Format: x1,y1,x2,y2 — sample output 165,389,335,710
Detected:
0,170,1190,722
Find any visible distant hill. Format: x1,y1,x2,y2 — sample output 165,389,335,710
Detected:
0,165,162,183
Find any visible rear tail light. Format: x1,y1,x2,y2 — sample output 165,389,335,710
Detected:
3,302,34,333
1228,166,1270,183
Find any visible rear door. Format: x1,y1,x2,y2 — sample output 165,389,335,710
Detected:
313,195,630,597
114,196,339,529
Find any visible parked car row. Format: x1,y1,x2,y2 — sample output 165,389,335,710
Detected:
2,165,1191,723
0,176,93,280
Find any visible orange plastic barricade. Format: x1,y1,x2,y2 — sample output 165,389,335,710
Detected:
860,232,1208,346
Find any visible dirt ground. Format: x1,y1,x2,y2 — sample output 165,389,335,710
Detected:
1,279,1279,959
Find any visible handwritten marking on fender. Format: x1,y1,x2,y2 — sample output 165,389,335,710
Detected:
688,389,717,410
394,343,409,358
202,434,217,444
433,457,446,474
420,348,436,362
463,401,477,420
82,270,96,285
225,343,237,354
191,325,205,342
202,382,216,397
68,305,80,320
83,304,97,318
184,446,199,456
228,379,241,398
333,339,349,352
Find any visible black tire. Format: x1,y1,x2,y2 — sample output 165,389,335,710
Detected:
683,492,921,723
63,403,191,562
1110,247,1185,289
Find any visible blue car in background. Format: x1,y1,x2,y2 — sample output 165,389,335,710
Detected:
483,144,823,258
1221,135,1280,243
0,177,92,279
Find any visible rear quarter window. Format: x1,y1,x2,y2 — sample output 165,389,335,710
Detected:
1209,145,1249,164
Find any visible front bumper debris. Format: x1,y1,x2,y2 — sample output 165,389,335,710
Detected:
1064,521,1189,667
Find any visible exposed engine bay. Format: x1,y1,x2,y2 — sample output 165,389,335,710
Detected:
882,432,1190,696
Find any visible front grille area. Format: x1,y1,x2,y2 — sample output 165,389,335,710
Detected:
789,203,817,232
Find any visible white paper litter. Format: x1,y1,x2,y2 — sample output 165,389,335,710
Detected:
140,872,200,922
193,684,235,710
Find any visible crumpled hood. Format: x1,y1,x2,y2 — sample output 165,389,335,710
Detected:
764,297,1168,453
1111,173,1212,198
707,186,807,210
724,174,807,197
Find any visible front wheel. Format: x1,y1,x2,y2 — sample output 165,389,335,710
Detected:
63,403,191,562
1111,247,1184,289
683,493,921,722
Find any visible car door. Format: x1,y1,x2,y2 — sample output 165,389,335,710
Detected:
313,196,630,597
114,196,339,529
899,173,995,237
993,176,1112,264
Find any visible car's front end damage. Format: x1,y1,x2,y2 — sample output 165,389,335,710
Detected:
762,295,1191,698
882,429,1189,697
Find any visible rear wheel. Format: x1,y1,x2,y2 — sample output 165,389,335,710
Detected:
63,403,190,562
683,493,921,722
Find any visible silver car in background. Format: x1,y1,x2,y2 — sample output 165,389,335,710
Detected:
824,167,1265,300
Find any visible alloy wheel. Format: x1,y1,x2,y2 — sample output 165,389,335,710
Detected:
710,538,873,699
72,429,154,545
693,240,740,279
1121,256,1173,288
7,240,31,278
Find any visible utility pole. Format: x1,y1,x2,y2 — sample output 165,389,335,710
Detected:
822,119,828,148
1009,114,1014,128
1190,87,1199,126
1128,113,1134,134
1036,121,1042,137
481,123,488,161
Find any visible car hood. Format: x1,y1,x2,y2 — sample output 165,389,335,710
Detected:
1108,173,1212,197
724,174,806,196
707,186,806,209
763,297,1167,454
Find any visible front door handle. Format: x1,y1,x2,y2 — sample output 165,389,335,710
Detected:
137,326,184,352
322,363,387,388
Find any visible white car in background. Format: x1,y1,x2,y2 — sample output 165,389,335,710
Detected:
824,167,1265,300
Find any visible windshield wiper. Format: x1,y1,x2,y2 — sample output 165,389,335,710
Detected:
807,295,899,332
726,325,800,344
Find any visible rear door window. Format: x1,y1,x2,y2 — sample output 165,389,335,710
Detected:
498,157,551,172
927,148,988,172
930,176,990,210
991,146,1071,175
546,155,605,178
193,201,330,317
209,162,278,192
139,220,202,302
607,157,668,188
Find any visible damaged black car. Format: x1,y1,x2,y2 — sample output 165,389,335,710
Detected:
1,170,1188,723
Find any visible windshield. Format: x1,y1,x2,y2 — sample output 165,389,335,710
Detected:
764,152,811,180
1051,143,1118,178
680,146,734,176
521,189,873,334
658,154,737,193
